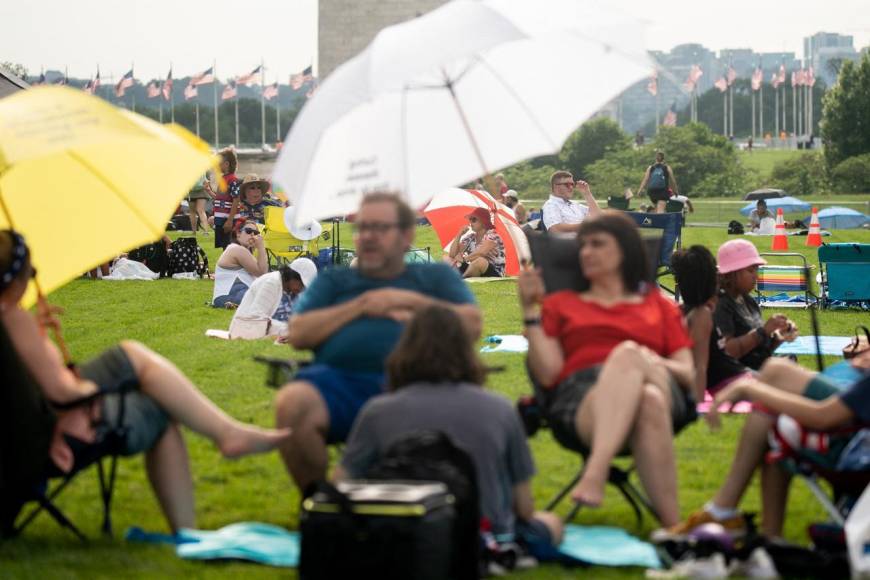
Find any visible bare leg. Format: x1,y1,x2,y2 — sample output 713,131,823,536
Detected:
711,412,774,508
630,386,680,526
462,257,489,278
655,200,667,213
570,342,649,506
119,340,290,458
758,358,815,394
145,422,195,531
195,199,211,233
760,461,792,538
532,511,564,546
275,380,331,492
188,207,198,234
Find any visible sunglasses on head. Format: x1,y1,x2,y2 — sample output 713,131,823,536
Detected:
242,228,259,235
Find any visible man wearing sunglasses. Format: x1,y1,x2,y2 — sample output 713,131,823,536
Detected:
274,192,481,493
541,170,601,234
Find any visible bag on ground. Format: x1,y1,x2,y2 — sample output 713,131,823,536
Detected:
167,237,209,278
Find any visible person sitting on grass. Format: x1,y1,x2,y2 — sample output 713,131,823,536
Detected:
748,200,774,232
274,193,480,495
448,208,506,278
503,190,528,225
671,245,753,399
518,211,695,527
335,304,563,564
0,229,291,533
212,220,269,309
714,239,797,371
656,356,870,540
229,258,317,340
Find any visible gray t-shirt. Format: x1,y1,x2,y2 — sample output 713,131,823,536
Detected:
341,383,536,536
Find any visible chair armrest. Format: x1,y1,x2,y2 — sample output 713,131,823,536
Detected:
253,356,312,389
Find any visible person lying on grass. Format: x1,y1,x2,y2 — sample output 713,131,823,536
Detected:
0,229,290,532
657,355,870,540
518,211,695,528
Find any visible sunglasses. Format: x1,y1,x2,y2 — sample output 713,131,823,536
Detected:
556,181,575,187
242,228,259,235
468,217,479,223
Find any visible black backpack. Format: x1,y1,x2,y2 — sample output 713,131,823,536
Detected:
366,431,481,580
167,237,209,278
728,220,745,235
127,241,170,277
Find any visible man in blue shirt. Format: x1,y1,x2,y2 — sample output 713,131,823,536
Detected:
275,192,481,492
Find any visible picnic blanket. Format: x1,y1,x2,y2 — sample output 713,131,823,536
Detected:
558,525,661,569
482,334,852,357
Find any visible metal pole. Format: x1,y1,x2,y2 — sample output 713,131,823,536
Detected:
723,90,727,135
759,83,764,140
792,81,797,147
213,60,219,148
655,91,660,134
781,84,786,140
260,58,266,148
774,88,779,143
235,98,239,147
751,90,756,138
729,84,734,137
275,84,281,144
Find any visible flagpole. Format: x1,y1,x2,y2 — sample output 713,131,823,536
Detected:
729,83,734,137
793,77,798,144
213,60,219,148
275,80,281,144
759,79,764,140
235,97,239,147
170,63,175,124
159,101,163,123
260,58,266,148
780,82,785,143
774,85,779,145
751,87,756,139
722,87,727,135
655,91,660,134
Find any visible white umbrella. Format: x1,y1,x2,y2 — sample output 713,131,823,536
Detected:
274,0,652,224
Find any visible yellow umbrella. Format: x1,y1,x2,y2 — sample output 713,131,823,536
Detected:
0,86,217,307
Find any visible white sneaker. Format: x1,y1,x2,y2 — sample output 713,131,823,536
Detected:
728,548,778,579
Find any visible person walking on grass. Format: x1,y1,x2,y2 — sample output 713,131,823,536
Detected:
638,151,679,214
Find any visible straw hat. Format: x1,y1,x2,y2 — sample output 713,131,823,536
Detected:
239,174,270,196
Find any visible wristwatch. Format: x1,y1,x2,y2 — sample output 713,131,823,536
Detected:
523,316,542,326
754,326,770,346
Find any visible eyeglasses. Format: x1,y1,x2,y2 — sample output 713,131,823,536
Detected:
242,228,259,235
353,222,400,235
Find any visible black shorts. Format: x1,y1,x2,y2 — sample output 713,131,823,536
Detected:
458,261,503,278
648,188,671,204
545,366,696,454
57,347,169,475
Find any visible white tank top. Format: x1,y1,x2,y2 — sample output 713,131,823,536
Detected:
212,249,258,300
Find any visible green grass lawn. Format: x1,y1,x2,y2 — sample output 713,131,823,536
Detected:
2,225,869,578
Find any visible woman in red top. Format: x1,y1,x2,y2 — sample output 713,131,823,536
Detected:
518,211,695,526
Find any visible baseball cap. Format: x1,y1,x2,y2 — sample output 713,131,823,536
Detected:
289,257,318,288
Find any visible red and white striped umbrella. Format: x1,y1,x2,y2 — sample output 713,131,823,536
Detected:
423,188,530,276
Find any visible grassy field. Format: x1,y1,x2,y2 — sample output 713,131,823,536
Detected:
1,224,869,579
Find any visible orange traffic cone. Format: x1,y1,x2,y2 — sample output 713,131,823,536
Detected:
806,207,822,247
772,208,789,250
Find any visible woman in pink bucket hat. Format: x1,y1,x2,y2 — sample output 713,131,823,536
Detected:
714,239,796,370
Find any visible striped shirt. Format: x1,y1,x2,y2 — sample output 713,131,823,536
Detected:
213,173,241,220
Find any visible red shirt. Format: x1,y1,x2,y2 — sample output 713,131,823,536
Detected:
541,287,692,386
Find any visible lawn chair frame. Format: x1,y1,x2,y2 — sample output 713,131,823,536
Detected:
818,243,870,308
755,252,816,309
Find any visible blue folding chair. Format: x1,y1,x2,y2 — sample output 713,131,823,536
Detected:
818,243,870,308
624,211,683,298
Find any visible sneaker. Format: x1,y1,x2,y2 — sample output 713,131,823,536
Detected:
651,509,746,542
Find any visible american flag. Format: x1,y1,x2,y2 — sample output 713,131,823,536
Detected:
221,80,237,101
32,71,46,85
751,67,763,91
115,69,135,97
806,66,816,87
777,64,786,85
290,65,313,90
162,69,173,101
191,67,215,86
84,69,101,94
726,66,737,86
791,71,800,87
662,103,677,127
184,83,198,101
646,70,657,96
263,82,279,100
771,71,781,89
682,65,703,92
714,77,728,92
237,65,263,86
146,81,161,98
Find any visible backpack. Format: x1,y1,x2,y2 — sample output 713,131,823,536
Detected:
648,163,668,190
728,220,745,235
366,430,481,580
167,237,209,278
127,241,170,277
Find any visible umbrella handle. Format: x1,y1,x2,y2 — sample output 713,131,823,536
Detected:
35,288,74,369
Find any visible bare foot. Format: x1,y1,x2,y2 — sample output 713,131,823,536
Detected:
570,472,606,507
219,424,292,458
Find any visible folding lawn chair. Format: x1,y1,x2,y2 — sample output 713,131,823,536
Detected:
607,196,631,211
624,211,683,298
818,243,870,309
520,231,668,526
263,206,328,269
0,324,129,541
755,252,816,308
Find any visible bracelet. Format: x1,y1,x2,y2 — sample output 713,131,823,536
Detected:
523,316,541,326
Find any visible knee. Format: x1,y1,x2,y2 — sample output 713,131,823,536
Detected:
533,511,564,545
606,341,645,371
758,357,789,384
637,385,669,425
275,381,325,426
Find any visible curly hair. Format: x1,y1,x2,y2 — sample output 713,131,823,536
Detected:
386,305,485,390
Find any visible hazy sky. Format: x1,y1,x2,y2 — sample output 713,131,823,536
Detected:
2,0,867,82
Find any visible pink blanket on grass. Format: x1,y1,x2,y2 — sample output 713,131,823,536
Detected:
696,392,753,414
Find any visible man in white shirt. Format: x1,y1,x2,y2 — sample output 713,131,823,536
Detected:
541,170,602,234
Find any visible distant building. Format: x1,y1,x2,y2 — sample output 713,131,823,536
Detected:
804,32,858,86
318,0,447,79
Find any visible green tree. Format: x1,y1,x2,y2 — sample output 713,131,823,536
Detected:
769,152,830,196
820,52,870,169
558,117,630,179
1,61,27,80
586,123,747,197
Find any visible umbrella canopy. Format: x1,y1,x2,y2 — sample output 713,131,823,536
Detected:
807,206,870,230
274,0,652,225
743,188,786,201
0,86,215,304
739,196,811,216
424,188,529,276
